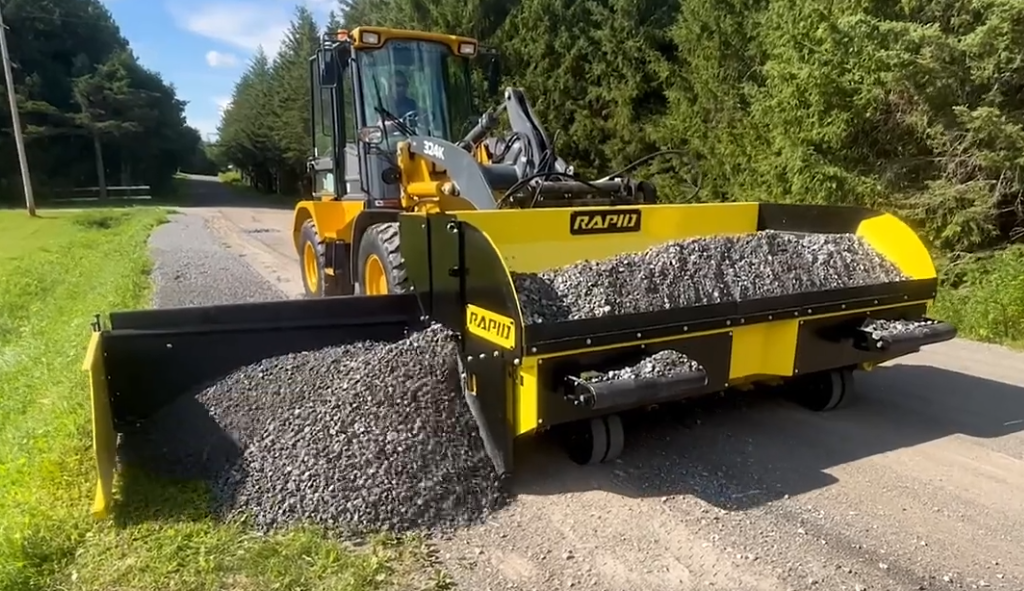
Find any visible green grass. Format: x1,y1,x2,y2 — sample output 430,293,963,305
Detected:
931,245,1024,350
218,170,244,186
0,209,440,591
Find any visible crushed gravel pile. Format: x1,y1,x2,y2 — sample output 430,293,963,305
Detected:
123,213,506,535
513,230,907,324
123,324,507,534
583,350,702,382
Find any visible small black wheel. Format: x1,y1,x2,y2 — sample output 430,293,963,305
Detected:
563,414,625,466
298,220,353,297
355,222,412,295
603,414,625,463
790,368,855,412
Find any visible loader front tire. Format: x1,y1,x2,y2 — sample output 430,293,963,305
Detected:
299,220,351,298
356,222,411,295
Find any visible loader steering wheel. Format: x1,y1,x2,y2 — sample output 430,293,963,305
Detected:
381,110,422,136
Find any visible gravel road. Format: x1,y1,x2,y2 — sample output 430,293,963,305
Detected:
157,177,1024,591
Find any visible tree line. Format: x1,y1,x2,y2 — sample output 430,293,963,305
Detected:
218,0,1024,257
212,6,334,195
0,0,212,206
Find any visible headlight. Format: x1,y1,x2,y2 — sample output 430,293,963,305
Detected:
458,42,477,56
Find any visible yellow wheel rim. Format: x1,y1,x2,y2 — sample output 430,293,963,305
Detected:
363,254,389,295
303,242,319,294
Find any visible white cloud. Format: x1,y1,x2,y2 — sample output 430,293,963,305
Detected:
190,118,221,139
205,50,239,68
170,0,335,58
171,2,289,56
214,96,232,113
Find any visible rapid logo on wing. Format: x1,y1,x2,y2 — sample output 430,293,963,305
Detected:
465,304,516,350
569,209,642,235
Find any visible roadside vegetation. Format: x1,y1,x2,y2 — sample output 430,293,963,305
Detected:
0,0,215,207
0,209,435,591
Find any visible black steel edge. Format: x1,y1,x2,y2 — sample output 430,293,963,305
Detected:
107,293,423,333
873,320,957,354
756,202,878,234
577,370,709,411
526,279,938,356
736,278,937,316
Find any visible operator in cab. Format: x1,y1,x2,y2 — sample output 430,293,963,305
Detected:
391,70,418,115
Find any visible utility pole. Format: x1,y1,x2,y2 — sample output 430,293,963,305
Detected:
0,6,35,216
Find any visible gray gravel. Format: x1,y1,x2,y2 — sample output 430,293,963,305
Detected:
123,213,506,535
582,349,702,382
513,231,907,324
863,317,941,339
148,213,286,306
203,324,505,533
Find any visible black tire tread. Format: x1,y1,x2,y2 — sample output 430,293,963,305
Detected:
300,219,350,297
360,221,412,293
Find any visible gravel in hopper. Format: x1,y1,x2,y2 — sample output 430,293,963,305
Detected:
513,230,908,324
582,349,702,382
862,317,943,339
121,214,507,535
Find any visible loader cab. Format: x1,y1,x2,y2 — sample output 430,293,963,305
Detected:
309,28,481,208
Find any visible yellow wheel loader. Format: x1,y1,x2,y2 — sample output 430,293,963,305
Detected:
83,26,957,518
292,28,658,298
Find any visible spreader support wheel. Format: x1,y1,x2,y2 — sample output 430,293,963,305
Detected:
564,414,625,466
792,368,855,412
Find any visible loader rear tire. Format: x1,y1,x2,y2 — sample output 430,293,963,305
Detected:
563,414,625,466
356,222,411,295
299,219,352,298
791,368,855,412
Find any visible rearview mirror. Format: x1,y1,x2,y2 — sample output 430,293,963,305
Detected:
318,47,338,88
359,126,384,146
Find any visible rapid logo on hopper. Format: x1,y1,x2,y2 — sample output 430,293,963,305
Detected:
569,209,642,235
465,305,516,350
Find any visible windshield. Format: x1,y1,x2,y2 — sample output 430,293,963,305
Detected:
357,39,475,143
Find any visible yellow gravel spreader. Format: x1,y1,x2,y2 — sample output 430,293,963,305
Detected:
82,27,956,518
83,202,956,518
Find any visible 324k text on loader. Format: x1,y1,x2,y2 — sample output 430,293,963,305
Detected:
83,26,958,518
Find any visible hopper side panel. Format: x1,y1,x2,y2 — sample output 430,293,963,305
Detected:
453,203,760,273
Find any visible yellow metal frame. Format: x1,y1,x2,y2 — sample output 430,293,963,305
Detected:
83,332,115,518
348,26,479,56
444,203,939,438
509,300,929,436
292,199,366,271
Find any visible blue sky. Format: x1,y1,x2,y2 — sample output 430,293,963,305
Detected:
101,0,335,140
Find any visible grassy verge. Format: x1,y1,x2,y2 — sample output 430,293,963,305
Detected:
931,245,1024,350
216,170,302,204
0,209,439,591
217,169,245,185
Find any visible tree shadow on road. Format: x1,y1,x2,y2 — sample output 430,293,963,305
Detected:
513,362,1024,510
